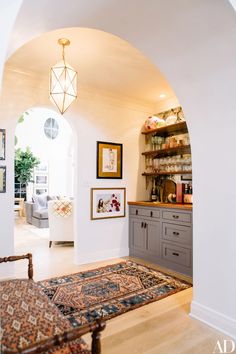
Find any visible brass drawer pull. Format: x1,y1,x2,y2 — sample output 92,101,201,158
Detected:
172,252,179,256
173,231,180,236
172,215,179,219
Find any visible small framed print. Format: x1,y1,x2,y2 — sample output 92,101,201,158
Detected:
34,162,48,173
97,141,122,179
0,166,6,193
34,175,48,185
35,188,48,195
91,187,126,220
0,129,6,160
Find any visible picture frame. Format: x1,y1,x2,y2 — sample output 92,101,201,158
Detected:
0,129,6,160
35,188,48,195
97,141,123,179
0,166,6,193
91,187,126,220
34,161,48,173
181,174,192,181
34,175,48,185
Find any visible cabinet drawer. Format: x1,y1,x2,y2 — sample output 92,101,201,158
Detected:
162,223,191,246
162,243,191,267
130,207,160,219
162,210,191,223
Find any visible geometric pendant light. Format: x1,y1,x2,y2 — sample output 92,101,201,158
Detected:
50,38,77,114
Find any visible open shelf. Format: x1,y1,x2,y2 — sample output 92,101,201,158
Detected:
142,145,191,158
142,171,192,177
142,121,188,136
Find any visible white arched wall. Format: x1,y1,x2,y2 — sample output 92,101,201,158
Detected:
1,0,236,339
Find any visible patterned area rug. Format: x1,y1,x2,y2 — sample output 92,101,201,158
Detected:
38,261,191,328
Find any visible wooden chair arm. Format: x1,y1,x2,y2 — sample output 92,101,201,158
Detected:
4,319,106,354
0,253,33,280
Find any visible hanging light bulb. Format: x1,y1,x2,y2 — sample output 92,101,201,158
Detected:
50,38,77,114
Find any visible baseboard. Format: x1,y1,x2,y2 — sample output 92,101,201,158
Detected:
75,247,129,265
190,301,236,340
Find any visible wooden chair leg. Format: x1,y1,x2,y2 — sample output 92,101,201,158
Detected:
49,241,52,248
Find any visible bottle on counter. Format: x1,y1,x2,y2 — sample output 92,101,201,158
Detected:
150,179,157,201
188,182,192,195
184,183,189,194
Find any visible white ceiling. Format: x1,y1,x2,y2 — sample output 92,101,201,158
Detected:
6,27,176,105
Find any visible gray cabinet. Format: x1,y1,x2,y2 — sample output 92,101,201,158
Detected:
129,205,192,276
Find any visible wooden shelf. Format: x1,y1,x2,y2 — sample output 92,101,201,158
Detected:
142,171,192,177
142,121,188,136
142,145,191,158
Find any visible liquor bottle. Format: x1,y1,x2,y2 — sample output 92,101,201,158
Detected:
184,183,189,194
188,183,192,195
150,179,157,201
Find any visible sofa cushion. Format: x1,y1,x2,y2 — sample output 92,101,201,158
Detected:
33,209,48,219
33,193,48,210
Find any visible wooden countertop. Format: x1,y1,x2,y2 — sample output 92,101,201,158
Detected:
128,201,192,210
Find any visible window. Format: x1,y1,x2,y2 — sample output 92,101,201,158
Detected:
44,118,59,139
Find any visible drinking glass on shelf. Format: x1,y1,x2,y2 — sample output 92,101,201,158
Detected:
151,136,156,151
156,136,163,150
159,158,164,171
154,136,159,150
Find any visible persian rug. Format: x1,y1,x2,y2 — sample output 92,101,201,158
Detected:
38,261,191,328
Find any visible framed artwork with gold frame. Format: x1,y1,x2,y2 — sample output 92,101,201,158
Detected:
91,187,126,220
97,141,123,179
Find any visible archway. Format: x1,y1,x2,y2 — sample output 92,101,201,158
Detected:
13,107,76,271
1,0,236,339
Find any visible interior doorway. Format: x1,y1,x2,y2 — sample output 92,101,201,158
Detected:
14,107,75,263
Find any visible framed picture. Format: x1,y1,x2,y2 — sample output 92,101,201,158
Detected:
91,187,126,220
35,188,48,195
0,129,6,160
181,174,192,181
0,166,6,193
34,161,48,173
34,175,48,185
97,141,123,179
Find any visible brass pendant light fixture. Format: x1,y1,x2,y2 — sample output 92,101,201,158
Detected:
50,38,77,114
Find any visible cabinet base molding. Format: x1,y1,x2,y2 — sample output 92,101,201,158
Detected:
129,249,192,277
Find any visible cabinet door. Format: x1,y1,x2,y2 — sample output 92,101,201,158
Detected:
130,218,145,251
146,220,161,257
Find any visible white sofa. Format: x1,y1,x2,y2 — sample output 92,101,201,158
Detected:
47,200,74,247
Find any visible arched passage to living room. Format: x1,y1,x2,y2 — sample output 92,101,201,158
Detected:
1,0,236,339
13,106,76,271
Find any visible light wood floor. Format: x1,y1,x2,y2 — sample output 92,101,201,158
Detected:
10,217,233,354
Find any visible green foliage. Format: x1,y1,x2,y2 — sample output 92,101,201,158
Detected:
18,115,24,123
15,147,40,185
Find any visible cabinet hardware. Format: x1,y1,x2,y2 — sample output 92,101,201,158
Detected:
141,222,144,228
150,211,153,217
172,215,179,219
173,231,180,236
144,222,147,228
172,252,179,256
136,209,138,215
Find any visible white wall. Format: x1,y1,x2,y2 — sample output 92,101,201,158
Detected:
1,0,236,339
15,108,74,198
